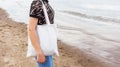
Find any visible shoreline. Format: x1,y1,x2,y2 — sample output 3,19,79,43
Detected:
0,8,119,67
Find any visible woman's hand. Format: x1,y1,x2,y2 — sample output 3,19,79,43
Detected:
37,52,46,63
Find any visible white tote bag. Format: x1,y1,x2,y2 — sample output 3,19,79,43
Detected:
27,0,59,57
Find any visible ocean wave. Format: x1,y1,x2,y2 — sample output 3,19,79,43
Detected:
57,25,120,43
60,11,120,24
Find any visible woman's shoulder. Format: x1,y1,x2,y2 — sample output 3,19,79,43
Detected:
31,0,42,7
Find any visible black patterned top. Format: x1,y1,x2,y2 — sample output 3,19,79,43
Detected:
29,0,55,25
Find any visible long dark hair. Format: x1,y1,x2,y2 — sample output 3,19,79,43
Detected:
42,0,49,3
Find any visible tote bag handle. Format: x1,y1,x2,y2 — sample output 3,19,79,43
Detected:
40,0,50,25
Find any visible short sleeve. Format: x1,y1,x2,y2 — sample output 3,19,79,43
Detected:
29,0,43,19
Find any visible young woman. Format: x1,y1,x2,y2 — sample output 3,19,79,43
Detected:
28,0,54,67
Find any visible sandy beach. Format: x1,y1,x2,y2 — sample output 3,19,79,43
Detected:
0,8,110,67
1,7,120,67
0,8,85,67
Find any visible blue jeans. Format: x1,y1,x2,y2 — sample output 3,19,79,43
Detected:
35,56,53,67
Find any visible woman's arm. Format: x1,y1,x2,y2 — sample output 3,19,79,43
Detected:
28,17,41,53
28,17,46,63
